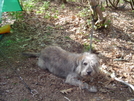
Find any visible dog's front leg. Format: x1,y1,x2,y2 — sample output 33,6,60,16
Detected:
65,73,89,89
65,73,98,92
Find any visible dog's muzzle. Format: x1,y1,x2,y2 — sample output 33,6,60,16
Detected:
87,71,92,75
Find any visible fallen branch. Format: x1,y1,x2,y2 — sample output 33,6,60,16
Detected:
100,66,134,92
114,77,134,91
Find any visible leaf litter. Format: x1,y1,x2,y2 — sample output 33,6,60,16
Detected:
0,1,134,101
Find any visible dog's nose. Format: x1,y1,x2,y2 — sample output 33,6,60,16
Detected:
87,71,92,75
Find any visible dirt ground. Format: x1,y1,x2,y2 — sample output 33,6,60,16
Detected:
0,1,134,101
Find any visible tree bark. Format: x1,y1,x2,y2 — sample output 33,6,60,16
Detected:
89,0,104,25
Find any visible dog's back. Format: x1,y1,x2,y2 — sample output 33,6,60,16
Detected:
38,46,79,78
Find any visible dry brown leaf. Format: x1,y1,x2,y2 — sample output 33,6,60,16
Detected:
71,15,76,20
99,88,109,93
60,88,73,94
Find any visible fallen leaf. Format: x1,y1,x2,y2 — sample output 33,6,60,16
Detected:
99,88,109,93
60,88,73,94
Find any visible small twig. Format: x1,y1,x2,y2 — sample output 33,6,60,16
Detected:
113,58,128,61
64,96,71,101
31,89,38,97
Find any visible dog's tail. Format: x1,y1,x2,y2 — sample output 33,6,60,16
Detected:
22,52,40,57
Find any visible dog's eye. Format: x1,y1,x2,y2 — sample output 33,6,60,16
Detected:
83,62,87,66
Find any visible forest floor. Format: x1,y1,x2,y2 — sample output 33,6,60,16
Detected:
0,1,134,101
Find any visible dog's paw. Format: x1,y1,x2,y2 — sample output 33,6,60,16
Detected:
88,86,97,93
80,83,97,93
80,82,89,89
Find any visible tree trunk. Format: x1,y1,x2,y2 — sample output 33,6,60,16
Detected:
89,0,104,25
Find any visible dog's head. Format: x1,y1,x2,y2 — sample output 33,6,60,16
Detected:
75,52,100,77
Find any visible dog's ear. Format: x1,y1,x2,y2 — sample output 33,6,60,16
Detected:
94,60,100,74
89,54,100,74
75,55,84,74
76,55,84,66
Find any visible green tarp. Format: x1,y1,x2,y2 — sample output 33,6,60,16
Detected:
2,0,22,12
0,0,22,21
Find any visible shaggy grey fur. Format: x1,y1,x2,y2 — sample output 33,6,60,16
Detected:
23,46,99,91
37,46,100,91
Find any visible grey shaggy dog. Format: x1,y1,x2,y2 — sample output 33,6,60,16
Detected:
23,46,100,92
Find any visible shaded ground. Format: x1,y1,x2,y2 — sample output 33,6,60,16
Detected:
0,1,134,101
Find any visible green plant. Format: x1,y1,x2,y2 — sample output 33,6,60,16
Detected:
46,26,53,30
22,0,35,12
65,36,71,39
100,5,105,11
22,99,29,101
55,10,59,14
92,38,101,42
50,8,59,19
46,32,51,35
120,0,124,3
53,14,58,19
36,6,44,14
95,19,111,29
43,1,50,10
36,1,51,14
2,40,16,46
87,19,91,26
44,11,51,19
51,8,55,12
13,82,18,85
61,4,65,9
6,76,9,79
104,19,111,28
83,43,94,51
9,11,24,20
78,8,90,17
44,35,51,43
